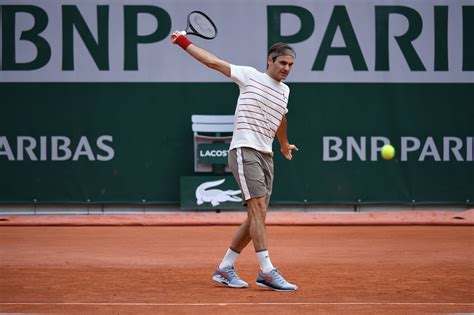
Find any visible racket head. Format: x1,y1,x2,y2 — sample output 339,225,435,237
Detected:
184,11,218,39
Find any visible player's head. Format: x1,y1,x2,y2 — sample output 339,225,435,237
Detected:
267,43,295,82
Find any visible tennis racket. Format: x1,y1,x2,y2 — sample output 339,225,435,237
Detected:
180,11,218,40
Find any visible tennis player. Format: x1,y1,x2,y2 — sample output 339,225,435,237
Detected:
171,31,298,291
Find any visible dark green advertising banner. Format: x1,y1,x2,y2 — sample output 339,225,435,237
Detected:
0,83,472,204
1,1,473,205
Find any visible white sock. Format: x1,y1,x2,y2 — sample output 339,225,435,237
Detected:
256,250,274,273
218,248,240,269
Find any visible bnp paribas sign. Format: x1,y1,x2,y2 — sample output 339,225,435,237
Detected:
1,1,472,83
323,136,473,162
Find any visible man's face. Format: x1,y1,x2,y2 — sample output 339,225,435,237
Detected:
267,55,294,82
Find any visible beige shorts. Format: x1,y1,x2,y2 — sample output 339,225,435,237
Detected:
228,147,274,201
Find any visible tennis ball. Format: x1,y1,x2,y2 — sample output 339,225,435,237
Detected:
381,144,395,160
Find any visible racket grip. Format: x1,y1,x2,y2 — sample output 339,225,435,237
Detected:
180,31,187,35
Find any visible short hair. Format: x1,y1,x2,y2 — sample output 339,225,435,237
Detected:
267,42,296,62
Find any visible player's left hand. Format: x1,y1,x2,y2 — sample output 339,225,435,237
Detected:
281,144,299,160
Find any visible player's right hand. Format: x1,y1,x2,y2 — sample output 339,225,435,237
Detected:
171,31,181,43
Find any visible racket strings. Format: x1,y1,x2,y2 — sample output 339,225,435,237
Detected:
188,12,217,39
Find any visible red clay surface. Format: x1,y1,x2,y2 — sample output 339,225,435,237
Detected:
0,225,473,314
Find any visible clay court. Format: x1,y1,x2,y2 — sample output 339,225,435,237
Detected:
1,214,473,314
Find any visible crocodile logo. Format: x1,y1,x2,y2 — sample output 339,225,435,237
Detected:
195,179,242,207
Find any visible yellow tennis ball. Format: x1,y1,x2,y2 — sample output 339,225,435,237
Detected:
381,144,395,160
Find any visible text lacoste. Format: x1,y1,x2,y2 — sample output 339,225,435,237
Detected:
199,149,228,158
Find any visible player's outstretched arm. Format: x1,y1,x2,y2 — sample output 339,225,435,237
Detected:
277,115,299,160
171,31,231,78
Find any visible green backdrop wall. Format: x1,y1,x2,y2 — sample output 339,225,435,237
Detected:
1,1,473,205
0,83,472,204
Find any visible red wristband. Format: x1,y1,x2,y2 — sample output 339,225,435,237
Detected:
175,35,192,50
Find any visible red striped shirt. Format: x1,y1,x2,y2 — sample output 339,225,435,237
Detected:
229,65,290,153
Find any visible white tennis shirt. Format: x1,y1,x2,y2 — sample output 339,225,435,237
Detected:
229,65,290,154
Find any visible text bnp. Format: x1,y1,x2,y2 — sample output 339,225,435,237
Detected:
323,136,473,162
1,4,472,71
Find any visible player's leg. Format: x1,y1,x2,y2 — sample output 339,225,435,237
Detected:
228,148,274,271
229,217,251,253
246,196,268,251
216,218,251,269
212,148,251,288
251,152,297,291
219,186,270,262
218,147,253,261
227,148,269,254
220,195,267,267
213,226,250,288
225,154,273,256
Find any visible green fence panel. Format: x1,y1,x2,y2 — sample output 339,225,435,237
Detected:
1,83,472,204
1,1,473,204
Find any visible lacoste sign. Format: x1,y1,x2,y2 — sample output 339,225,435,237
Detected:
180,176,243,209
197,143,229,165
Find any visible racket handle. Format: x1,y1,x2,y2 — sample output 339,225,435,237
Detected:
180,31,187,35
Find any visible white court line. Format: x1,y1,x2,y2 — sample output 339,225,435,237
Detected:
1,302,473,306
